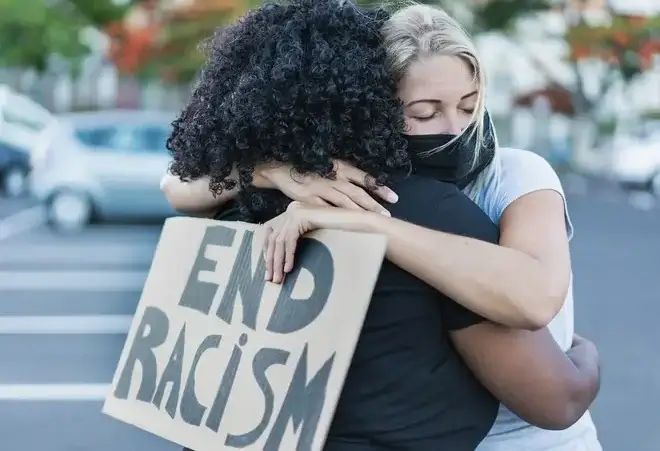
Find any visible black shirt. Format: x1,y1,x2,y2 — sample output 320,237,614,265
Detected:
215,175,500,451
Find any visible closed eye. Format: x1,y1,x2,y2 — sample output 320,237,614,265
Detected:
413,112,439,121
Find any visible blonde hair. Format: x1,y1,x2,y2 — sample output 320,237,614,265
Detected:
381,3,500,201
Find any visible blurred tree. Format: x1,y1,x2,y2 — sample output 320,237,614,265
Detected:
564,13,659,167
107,0,257,83
472,0,550,32
123,0,544,82
567,14,660,84
470,0,659,168
0,0,141,72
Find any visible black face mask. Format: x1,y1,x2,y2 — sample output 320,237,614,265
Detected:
405,110,496,189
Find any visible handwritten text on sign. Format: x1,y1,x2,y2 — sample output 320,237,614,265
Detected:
104,219,385,451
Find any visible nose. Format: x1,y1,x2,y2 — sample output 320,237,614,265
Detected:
442,111,463,135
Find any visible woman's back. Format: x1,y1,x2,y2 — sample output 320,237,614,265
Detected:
216,175,500,450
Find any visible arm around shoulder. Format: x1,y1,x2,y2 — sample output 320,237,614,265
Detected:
449,323,600,430
160,173,230,217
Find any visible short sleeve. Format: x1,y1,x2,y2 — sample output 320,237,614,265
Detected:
441,295,487,331
492,148,573,240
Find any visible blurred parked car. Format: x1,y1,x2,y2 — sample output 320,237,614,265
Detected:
0,85,53,197
30,110,178,232
0,141,31,197
609,129,660,196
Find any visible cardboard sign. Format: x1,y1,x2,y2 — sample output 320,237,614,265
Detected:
103,217,386,451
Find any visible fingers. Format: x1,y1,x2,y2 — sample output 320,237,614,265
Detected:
283,234,298,274
371,184,399,204
271,234,286,284
318,188,362,211
264,230,288,284
340,165,398,204
306,197,331,207
263,225,275,282
263,222,299,284
335,183,391,215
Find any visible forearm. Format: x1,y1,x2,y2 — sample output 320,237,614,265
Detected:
564,343,601,422
161,173,234,216
451,325,600,431
161,163,280,216
332,212,555,328
299,204,557,328
526,350,599,430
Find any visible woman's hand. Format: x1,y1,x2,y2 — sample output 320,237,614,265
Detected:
262,202,320,284
567,334,599,365
261,201,384,283
261,160,398,216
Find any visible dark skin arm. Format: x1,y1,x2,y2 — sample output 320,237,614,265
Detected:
255,200,601,430
450,327,600,430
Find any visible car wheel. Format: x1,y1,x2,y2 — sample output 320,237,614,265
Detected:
651,172,660,197
2,166,28,197
47,190,93,233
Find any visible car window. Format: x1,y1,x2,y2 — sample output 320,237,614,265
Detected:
74,123,170,153
75,127,117,148
132,125,170,153
110,126,140,151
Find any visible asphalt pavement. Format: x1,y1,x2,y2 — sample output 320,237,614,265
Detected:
0,213,179,451
0,181,658,451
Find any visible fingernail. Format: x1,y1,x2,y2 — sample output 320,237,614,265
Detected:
388,192,398,203
381,210,391,216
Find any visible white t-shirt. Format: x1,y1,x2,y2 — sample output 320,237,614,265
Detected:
470,148,601,451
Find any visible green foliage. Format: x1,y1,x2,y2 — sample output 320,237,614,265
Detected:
473,0,549,33
139,10,234,83
566,14,660,83
0,0,136,72
0,0,552,81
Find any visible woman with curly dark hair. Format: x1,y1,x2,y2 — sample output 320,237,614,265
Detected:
169,1,599,450
166,0,410,223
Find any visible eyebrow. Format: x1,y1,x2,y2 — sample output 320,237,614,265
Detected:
405,90,478,107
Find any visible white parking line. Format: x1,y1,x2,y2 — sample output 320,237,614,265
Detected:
0,270,147,291
0,383,110,401
0,206,46,241
0,244,156,265
0,315,133,334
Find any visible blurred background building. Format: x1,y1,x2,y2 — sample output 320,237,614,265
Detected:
2,0,658,185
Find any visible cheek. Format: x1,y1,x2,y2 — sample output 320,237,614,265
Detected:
456,113,473,130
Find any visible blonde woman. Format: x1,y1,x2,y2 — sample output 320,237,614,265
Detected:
163,4,601,450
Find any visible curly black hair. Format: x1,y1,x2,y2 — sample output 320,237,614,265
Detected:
167,0,410,222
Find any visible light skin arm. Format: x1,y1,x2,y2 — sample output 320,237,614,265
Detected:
163,160,570,330
263,193,570,330
160,166,251,217
160,174,233,217
160,161,398,217
449,326,599,430
262,202,599,429
376,190,570,330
